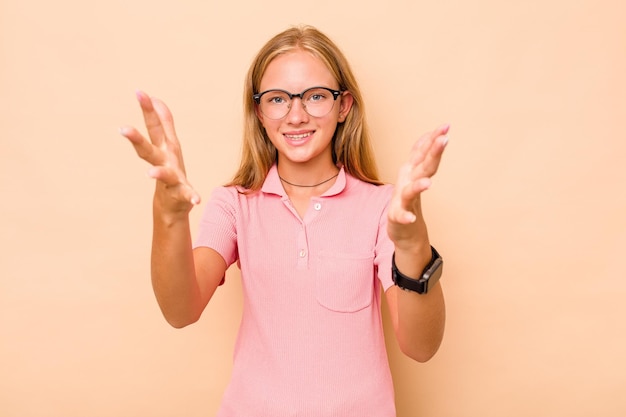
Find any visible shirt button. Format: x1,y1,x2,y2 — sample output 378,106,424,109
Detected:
299,249,307,258
313,203,322,211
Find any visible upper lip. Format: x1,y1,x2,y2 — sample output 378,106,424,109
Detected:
283,130,314,137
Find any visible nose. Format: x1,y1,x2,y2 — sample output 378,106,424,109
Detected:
285,96,309,123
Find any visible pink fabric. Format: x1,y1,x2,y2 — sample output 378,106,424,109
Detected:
194,165,396,417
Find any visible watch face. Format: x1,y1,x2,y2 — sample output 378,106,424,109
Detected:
422,258,443,293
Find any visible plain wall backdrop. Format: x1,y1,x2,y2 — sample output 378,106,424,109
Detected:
1,0,625,416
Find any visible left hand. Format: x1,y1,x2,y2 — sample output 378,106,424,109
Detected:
387,124,450,246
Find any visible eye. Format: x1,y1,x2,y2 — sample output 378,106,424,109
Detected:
305,89,330,103
268,96,285,104
264,91,289,105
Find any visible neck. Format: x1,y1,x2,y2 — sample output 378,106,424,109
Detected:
279,172,339,188
276,158,339,188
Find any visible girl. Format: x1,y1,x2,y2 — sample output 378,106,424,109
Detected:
121,25,448,417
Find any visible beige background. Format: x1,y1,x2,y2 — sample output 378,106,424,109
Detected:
1,0,625,416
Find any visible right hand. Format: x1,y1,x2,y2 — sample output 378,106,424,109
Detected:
120,90,201,214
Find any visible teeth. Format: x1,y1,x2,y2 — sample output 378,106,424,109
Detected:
285,133,312,140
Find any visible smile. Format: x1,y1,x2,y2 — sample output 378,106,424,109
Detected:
284,132,314,140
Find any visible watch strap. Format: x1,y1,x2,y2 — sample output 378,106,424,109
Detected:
391,246,443,294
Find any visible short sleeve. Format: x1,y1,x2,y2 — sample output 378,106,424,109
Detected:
374,186,395,291
193,186,239,268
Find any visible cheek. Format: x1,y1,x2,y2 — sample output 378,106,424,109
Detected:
322,115,340,131
261,122,283,147
260,119,280,134
255,109,277,131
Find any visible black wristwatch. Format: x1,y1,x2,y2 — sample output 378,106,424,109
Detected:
391,246,443,294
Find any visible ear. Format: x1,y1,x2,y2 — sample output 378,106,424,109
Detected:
337,91,354,123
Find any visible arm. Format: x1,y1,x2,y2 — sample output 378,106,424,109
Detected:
385,124,449,362
121,91,226,328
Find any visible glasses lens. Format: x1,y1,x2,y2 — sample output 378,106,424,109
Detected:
302,88,336,118
258,90,291,119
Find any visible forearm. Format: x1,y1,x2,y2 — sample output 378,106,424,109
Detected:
391,275,445,362
391,219,446,362
151,204,203,328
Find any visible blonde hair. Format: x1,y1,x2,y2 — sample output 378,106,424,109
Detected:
228,25,381,190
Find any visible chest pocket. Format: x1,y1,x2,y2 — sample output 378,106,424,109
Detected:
315,252,375,313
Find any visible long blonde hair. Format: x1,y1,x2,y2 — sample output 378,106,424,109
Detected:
228,25,381,190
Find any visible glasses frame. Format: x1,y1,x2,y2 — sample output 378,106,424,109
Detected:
253,86,343,120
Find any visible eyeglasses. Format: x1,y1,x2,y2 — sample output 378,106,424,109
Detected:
253,86,342,120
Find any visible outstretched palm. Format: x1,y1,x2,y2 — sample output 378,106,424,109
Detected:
120,91,201,214
387,124,449,246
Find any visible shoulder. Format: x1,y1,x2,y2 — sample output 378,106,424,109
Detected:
333,175,394,220
343,175,394,202
204,185,251,213
210,185,261,201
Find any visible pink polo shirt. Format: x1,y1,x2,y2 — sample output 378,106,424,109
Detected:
194,165,397,417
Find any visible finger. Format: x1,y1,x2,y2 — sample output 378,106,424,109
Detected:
404,177,432,199
150,97,187,171
136,90,167,148
413,124,448,159
408,126,450,180
409,123,450,165
119,126,166,166
147,165,183,186
390,208,418,225
414,134,449,179
150,167,202,205
151,97,178,144
387,192,414,224
396,177,431,211
388,177,432,225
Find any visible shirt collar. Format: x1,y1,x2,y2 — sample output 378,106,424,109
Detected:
261,164,347,198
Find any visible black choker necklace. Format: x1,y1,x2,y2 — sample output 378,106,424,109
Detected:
279,173,339,188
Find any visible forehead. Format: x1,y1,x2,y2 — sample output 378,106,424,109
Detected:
259,49,337,92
